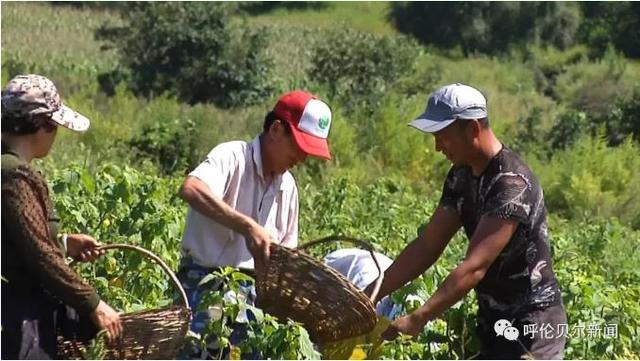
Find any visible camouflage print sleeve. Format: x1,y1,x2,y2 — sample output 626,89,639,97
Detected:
481,172,531,224
438,166,464,215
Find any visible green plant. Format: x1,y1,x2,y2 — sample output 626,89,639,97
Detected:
530,134,640,229
96,2,277,108
579,2,640,59
80,330,108,360
191,267,321,360
128,118,199,175
309,27,420,111
50,163,185,311
388,2,581,55
43,163,640,359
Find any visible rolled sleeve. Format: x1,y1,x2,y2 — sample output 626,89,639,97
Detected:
189,142,240,198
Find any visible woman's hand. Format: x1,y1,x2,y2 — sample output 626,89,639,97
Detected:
66,234,105,262
90,300,122,344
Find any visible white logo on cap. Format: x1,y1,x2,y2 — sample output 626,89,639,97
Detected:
297,99,331,139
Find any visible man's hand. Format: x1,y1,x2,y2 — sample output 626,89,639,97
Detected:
90,300,122,344
179,176,277,271
66,234,105,262
245,224,275,270
382,313,426,340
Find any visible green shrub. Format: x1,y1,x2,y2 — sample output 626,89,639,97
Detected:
546,110,590,151
551,217,640,359
530,135,640,229
523,45,590,97
545,88,640,150
128,118,199,175
96,2,277,108
388,2,581,55
553,46,638,119
579,2,640,58
309,27,421,111
601,89,640,146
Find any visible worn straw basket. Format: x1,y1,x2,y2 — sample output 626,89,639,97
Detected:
56,244,191,360
254,236,383,344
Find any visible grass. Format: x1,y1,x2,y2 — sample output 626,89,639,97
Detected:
1,2,121,71
245,2,397,36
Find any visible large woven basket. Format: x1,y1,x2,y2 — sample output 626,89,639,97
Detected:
255,236,383,344
57,244,191,359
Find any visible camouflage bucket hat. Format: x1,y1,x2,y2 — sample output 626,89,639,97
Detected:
1,74,90,132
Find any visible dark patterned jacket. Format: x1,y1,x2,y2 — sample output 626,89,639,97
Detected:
2,144,99,315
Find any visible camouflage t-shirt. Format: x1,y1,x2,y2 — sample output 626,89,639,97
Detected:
439,146,562,318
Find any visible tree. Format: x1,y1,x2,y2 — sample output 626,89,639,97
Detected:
579,2,640,58
388,2,580,54
96,2,276,107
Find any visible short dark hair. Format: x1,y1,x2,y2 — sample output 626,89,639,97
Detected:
1,114,42,134
263,111,292,134
457,117,489,129
478,117,490,128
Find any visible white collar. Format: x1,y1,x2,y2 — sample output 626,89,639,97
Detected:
250,136,285,190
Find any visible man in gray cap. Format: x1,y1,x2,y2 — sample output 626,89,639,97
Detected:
366,83,567,359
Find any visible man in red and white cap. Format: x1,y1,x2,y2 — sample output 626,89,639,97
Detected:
176,90,332,357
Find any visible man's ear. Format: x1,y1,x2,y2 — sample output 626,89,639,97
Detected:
469,119,482,138
271,119,286,135
266,119,282,135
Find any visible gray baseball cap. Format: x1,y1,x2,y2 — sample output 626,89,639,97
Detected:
2,74,90,132
409,83,487,133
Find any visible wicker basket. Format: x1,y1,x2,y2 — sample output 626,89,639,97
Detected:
57,244,191,360
254,236,383,344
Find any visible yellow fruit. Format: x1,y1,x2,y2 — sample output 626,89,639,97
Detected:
229,345,241,360
320,317,392,360
349,346,367,360
105,256,117,274
109,276,124,288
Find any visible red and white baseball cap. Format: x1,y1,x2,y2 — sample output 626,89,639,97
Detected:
272,90,332,160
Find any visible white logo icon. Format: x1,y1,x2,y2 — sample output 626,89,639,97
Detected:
494,319,520,341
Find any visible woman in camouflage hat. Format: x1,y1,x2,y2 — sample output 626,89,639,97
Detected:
1,74,122,359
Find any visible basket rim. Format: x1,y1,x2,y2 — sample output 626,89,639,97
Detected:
255,242,380,342
77,244,190,309
298,235,384,303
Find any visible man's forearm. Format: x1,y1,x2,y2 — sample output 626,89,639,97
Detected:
375,207,461,300
412,261,485,325
181,179,256,237
377,236,447,300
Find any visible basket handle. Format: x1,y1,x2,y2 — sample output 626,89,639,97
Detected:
299,236,384,304
73,244,189,309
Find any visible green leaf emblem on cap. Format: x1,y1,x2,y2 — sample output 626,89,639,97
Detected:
318,115,330,130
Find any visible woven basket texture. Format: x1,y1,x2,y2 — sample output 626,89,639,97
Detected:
255,242,378,343
56,244,191,359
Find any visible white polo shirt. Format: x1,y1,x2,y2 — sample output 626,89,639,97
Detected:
180,136,299,269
